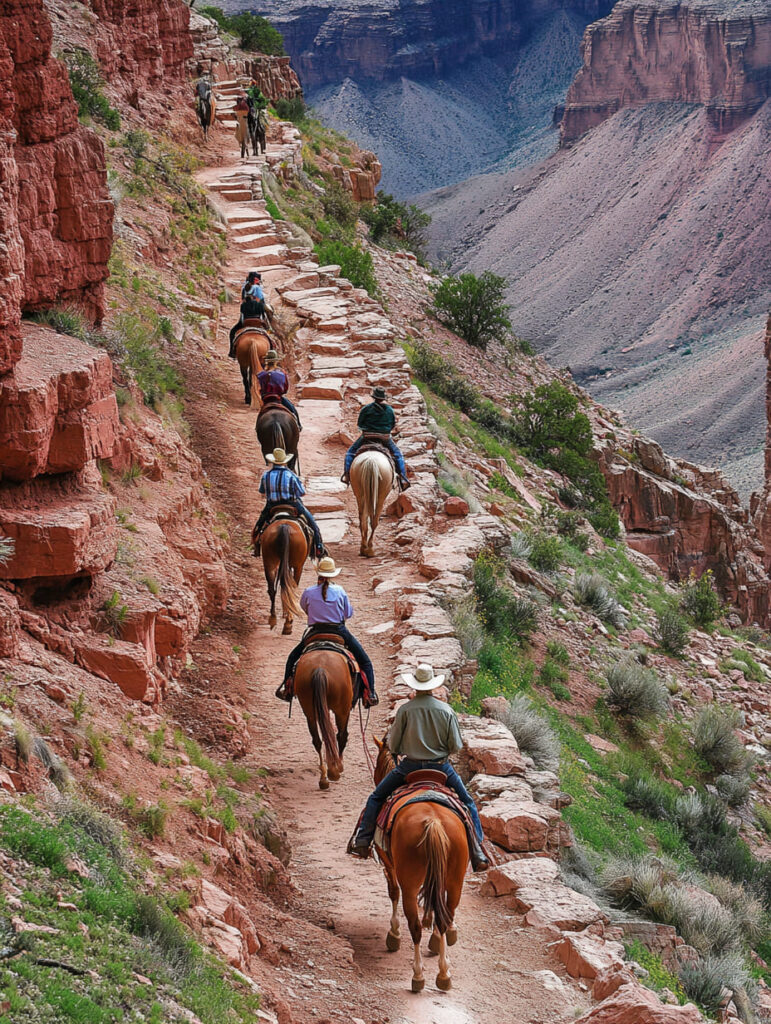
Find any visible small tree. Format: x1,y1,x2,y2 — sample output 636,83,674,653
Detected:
512,382,593,459
362,192,431,257
430,271,511,351
229,13,284,54
680,570,721,630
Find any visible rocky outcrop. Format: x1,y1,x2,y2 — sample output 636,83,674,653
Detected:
752,314,771,565
0,0,113,329
249,0,614,89
244,56,302,102
561,0,771,143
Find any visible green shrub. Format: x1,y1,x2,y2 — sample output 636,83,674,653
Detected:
441,593,485,658
654,607,690,656
605,659,669,721
497,694,560,770
527,532,562,572
546,640,570,665
539,658,571,701
321,182,357,232
362,191,431,256
714,773,750,807
473,552,538,644
62,48,120,129
680,570,722,629
101,590,128,638
30,305,87,338
314,240,378,296
114,311,181,406
692,705,748,776
726,648,765,683
200,7,284,54
430,271,512,351
573,573,627,629
679,954,752,1014
555,510,582,538
273,96,306,123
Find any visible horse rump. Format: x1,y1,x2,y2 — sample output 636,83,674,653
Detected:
418,818,453,934
310,667,342,773
275,523,301,619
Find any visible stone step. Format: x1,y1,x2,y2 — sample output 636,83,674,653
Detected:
219,189,254,203
240,245,288,267
235,232,281,248
230,220,275,237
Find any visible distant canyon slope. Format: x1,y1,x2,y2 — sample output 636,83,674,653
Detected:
423,0,771,496
234,0,615,194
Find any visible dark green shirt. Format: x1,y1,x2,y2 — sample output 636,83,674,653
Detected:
358,401,395,435
388,693,463,761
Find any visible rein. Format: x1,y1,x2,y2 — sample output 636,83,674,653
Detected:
358,703,376,782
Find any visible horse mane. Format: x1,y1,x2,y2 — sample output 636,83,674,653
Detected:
374,735,394,783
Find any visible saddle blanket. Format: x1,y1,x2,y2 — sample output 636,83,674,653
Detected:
374,781,471,856
292,637,371,707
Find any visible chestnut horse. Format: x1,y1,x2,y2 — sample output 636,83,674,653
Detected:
294,648,353,789
373,736,468,993
253,519,308,634
255,402,300,473
350,450,393,557
235,326,270,405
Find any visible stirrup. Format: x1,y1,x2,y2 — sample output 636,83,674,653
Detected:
340,472,350,486
398,476,411,491
363,692,379,708
347,835,372,859
275,682,292,702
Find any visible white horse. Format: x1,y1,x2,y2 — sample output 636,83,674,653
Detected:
350,450,394,558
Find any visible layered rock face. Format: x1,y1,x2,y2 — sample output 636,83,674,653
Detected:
246,0,614,88
751,314,771,567
244,55,303,102
0,0,113,333
561,0,771,143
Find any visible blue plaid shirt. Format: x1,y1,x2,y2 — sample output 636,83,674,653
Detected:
259,465,305,503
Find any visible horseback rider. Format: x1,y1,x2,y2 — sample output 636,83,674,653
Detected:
228,273,266,358
341,386,410,490
253,448,324,560
347,663,490,872
276,556,379,708
257,350,302,430
234,94,250,158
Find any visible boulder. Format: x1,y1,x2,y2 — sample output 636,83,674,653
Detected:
444,496,469,516
299,378,344,401
480,794,560,853
574,982,702,1023
483,857,560,897
468,773,534,806
72,635,153,701
557,930,626,980
514,882,609,931
457,715,526,777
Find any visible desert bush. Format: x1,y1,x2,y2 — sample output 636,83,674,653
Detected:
497,694,560,771
62,48,120,129
200,7,284,54
273,96,306,123
430,271,512,351
442,593,485,658
56,796,125,864
321,181,357,232
314,240,378,296
705,876,766,946
622,772,676,820
546,640,570,665
727,648,765,683
678,953,752,1013
362,191,431,256
654,607,690,656
101,590,128,638
527,532,562,572
538,657,571,701
606,659,669,721
679,569,721,629
30,305,88,338
573,573,627,629
512,381,592,459
472,553,538,644
510,532,532,560
715,773,751,808
555,510,582,538
0,536,14,565
692,705,748,775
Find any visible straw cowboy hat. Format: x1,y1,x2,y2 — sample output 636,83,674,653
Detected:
265,349,281,362
317,556,341,578
401,663,445,691
266,447,291,465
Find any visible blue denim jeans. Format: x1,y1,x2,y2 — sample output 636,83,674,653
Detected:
356,758,483,843
344,436,406,477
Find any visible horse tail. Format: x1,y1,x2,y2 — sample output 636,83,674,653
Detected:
269,416,286,452
418,818,452,934
275,523,301,619
359,454,379,545
311,668,342,773
249,336,263,403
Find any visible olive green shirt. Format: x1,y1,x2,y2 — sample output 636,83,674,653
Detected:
388,692,463,761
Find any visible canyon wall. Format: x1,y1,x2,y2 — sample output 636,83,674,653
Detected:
561,0,771,143
245,0,615,89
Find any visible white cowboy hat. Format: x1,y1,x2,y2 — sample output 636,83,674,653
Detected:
317,556,341,578
266,447,291,465
401,663,445,691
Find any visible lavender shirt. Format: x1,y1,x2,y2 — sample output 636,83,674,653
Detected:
301,583,354,625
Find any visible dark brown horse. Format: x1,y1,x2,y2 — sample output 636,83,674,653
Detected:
373,736,468,993
294,648,353,789
256,402,300,473
253,519,308,634
235,326,270,405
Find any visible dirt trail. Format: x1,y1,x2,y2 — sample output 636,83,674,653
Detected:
177,140,589,1024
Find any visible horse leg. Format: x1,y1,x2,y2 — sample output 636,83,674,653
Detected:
446,918,458,947
435,931,451,992
241,366,251,405
307,719,328,790
282,611,293,636
403,889,424,992
384,865,401,952
266,572,277,630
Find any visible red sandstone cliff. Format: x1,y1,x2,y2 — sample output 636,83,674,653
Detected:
561,0,771,143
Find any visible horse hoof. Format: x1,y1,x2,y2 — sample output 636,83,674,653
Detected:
386,932,400,952
268,619,277,631
411,978,425,993
446,927,458,947
319,778,329,791
436,976,452,992
282,624,293,636
428,934,440,956
328,769,341,782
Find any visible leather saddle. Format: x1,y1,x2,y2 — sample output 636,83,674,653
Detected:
375,776,474,856
354,433,397,473
299,632,360,686
252,504,312,548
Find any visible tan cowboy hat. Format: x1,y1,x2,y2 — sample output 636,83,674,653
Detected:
317,556,341,578
401,663,445,691
266,447,291,465
265,349,280,362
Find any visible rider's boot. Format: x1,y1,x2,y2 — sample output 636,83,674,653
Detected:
340,471,350,486
362,678,380,708
347,831,373,860
469,834,491,873
275,678,293,702
253,537,261,558
398,475,411,491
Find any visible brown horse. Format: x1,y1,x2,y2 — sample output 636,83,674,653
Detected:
373,736,468,993
294,648,353,789
350,450,394,557
256,402,300,473
255,519,307,634
235,326,270,405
